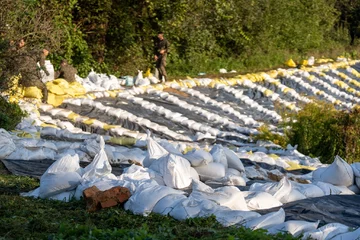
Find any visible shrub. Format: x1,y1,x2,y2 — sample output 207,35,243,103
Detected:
0,96,27,131
255,101,360,164
253,125,288,148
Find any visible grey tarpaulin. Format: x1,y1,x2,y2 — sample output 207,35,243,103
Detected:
257,195,360,228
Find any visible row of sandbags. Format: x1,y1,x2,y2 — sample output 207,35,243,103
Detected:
22,135,360,239
0,127,147,163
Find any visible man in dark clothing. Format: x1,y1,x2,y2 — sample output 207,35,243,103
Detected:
154,32,170,82
16,41,49,102
55,59,77,82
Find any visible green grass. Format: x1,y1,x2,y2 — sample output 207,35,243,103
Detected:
0,163,297,240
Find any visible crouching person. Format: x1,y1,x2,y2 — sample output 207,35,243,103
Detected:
55,59,77,83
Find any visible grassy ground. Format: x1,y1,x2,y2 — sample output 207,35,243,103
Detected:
0,161,298,239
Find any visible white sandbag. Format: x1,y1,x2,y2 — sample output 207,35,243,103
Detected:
39,171,81,198
82,137,116,182
315,182,354,195
169,195,221,221
227,168,242,176
38,154,82,198
189,167,200,181
267,220,320,237
119,165,152,182
291,182,325,198
158,140,182,155
149,154,192,189
194,162,226,181
205,173,247,186
312,156,354,187
249,181,280,195
351,163,360,177
80,138,100,158
210,145,228,168
49,190,75,202
243,208,285,230
125,181,185,216
152,194,187,215
0,129,16,159
144,131,168,167
191,187,249,211
135,77,150,86
273,178,306,204
214,209,261,227
245,167,267,180
356,177,360,189
243,191,283,210
46,154,82,174
302,223,350,240
224,148,245,172
331,227,360,240
184,149,213,167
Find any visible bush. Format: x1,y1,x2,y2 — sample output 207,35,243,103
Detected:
253,125,288,148
0,96,27,131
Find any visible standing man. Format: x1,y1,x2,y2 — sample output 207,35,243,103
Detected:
154,32,170,82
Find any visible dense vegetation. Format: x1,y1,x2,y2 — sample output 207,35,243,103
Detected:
0,163,297,240
1,0,360,83
256,101,360,164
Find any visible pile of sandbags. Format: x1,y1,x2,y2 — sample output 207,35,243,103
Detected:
46,79,86,106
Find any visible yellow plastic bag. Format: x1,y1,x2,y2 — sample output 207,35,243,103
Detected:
23,87,43,99
286,161,316,171
285,59,297,68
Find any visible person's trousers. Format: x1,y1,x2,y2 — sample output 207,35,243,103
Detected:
156,54,167,81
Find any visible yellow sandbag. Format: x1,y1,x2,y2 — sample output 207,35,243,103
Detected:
286,104,296,111
268,154,279,159
106,91,117,98
283,88,291,94
47,93,66,107
264,89,273,97
108,137,136,146
46,81,66,95
286,59,297,68
103,124,118,131
334,100,342,105
347,87,356,94
41,123,58,128
285,161,316,171
307,75,315,81
52,78,70,88
267,70,278,79
67,112,80,121
301,59,308,66
68,82,86,96
24,87,43,99
83,118,96,125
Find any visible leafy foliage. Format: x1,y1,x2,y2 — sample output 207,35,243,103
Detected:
255,101,360,164
0,96,27,130
1,0,359,80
